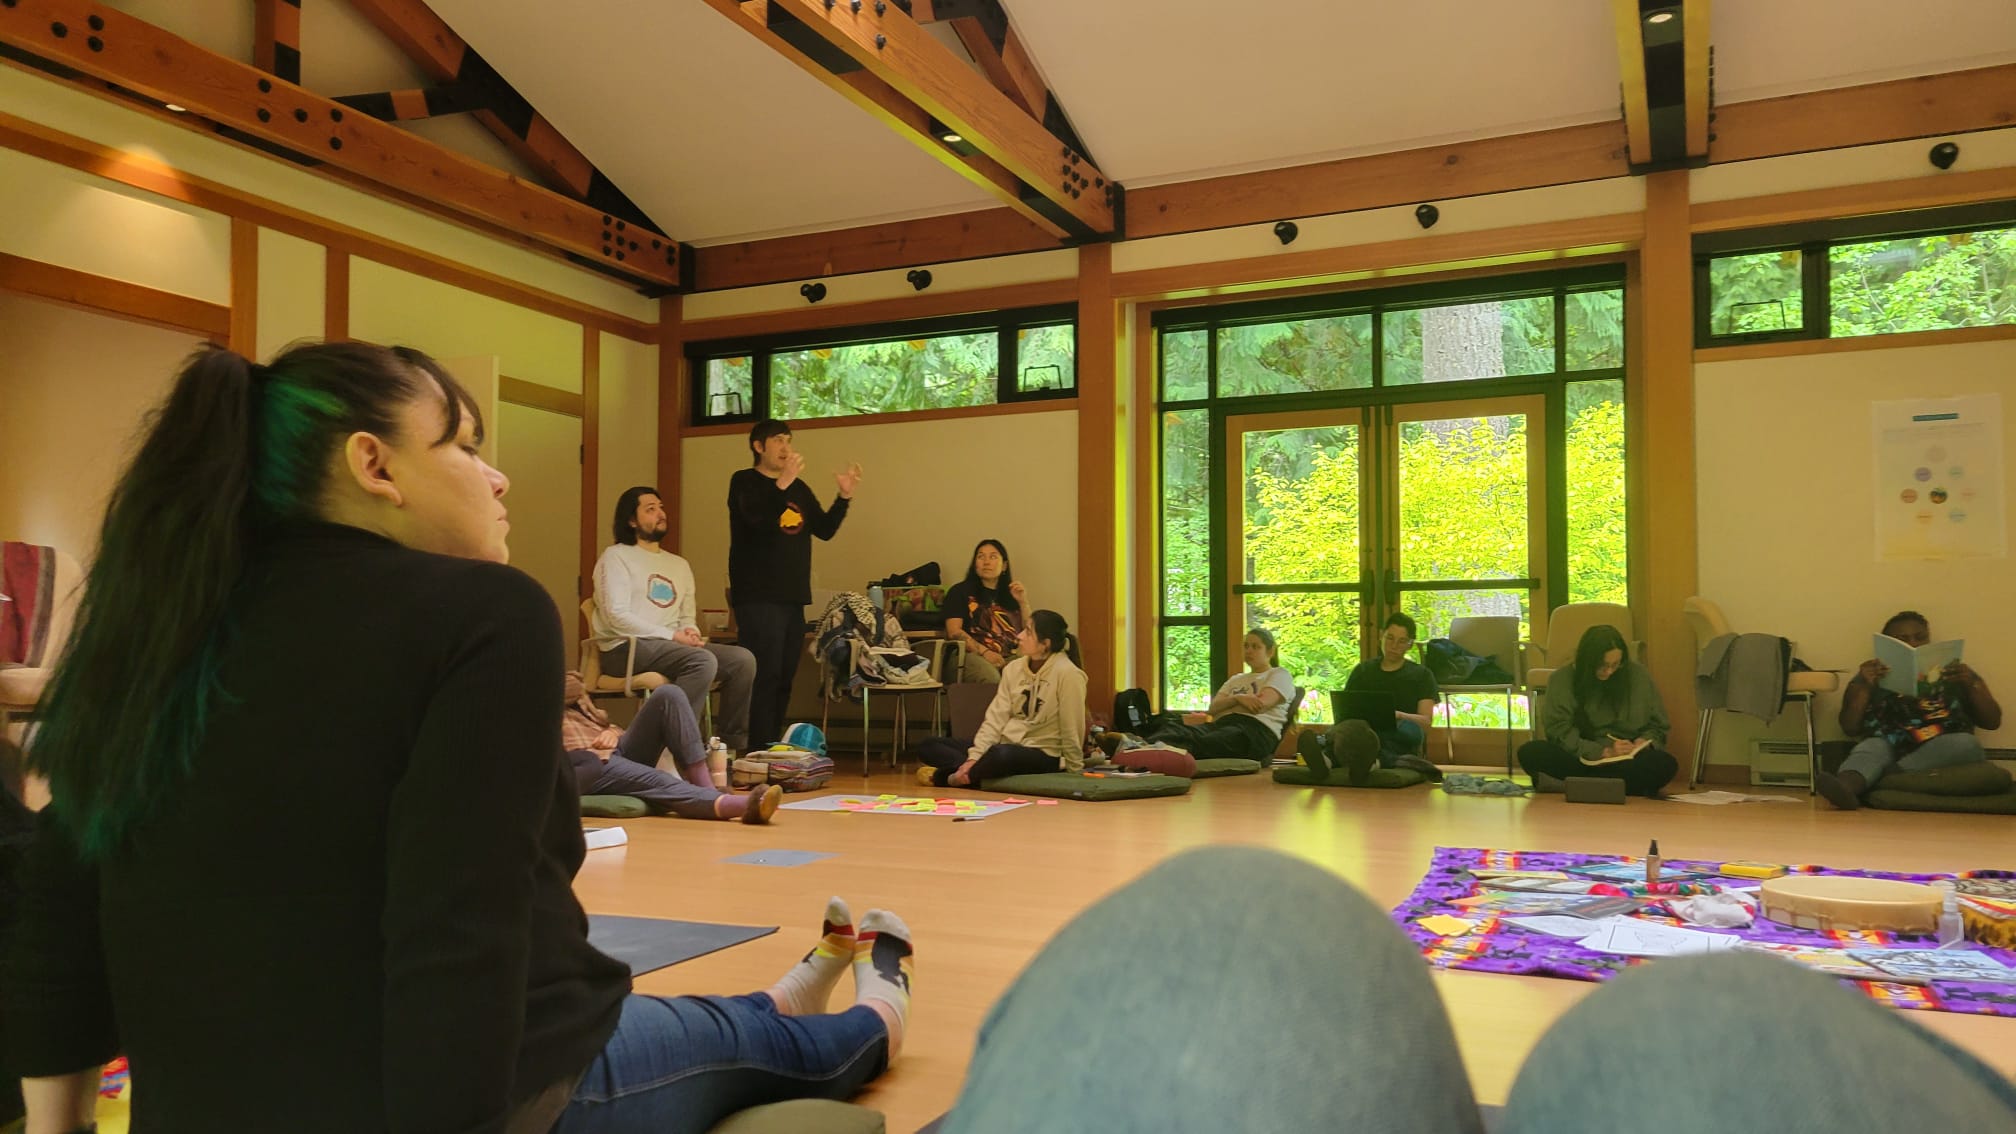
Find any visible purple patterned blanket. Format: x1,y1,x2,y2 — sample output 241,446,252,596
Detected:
1393,846,2016,1018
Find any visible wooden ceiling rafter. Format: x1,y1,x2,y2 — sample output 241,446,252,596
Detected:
1611,0,1713,170
703,0,1117,240
696,61,2016,291
0,0,684,289
252,0,301,84
339,0,665,237
903,0,1097,167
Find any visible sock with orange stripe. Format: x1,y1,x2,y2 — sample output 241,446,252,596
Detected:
765,897,854,1016
854,909,914,1057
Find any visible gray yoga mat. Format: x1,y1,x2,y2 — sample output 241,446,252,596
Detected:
586,915,778,976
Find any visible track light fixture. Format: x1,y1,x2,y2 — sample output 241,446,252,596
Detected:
1415,204,1440,230
800,282,827,304
906,269,933,291
1273,221,1299,245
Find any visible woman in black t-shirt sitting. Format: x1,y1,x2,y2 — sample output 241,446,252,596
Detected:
1342,612,1442,774
942,538,1033,682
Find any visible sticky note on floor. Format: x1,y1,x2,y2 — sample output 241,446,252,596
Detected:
1036,799,1060,806
1417,915,1479,937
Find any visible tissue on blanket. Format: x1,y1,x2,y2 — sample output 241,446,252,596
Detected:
1668,891,1756,928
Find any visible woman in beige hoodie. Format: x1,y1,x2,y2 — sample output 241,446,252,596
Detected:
917,610,1088,788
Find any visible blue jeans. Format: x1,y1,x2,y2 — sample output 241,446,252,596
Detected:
943,847,2016,1133
1840,730,1986,789
553,994,888,1134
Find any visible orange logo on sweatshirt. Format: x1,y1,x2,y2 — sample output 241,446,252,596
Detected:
779,504,805,534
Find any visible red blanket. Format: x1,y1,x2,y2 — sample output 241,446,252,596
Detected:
0,542,55,668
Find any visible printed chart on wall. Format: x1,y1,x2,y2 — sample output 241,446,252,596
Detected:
1872,396,2005,560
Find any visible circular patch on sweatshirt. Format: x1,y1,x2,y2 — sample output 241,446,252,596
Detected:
647,574,678,608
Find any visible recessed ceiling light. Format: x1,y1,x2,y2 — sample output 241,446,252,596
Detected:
164,103,186,112
941,132,963,144
1645,11,1674,23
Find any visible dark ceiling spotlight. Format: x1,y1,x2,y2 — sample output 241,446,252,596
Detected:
927,114,980,157
1415,204,1440,230
906,269,933,291
799,282,827,304
1273,220,1299,245
1929,141,1960,170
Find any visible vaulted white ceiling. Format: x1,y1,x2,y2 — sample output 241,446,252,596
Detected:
137,0,2016,247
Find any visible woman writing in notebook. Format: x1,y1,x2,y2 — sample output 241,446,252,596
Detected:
1517,623,1678,797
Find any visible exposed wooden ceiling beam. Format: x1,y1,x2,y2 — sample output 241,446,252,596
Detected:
695,205,1062,291
253,0,301,84
904,0,1094,164
0,0,682,289
704,0,1117,240
694,61,2016,290
1611,0,1712,169
334,83,491,123
341,0,658,232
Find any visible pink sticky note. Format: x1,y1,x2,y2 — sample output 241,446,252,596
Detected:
1002,798,1030,804
1036,799,1060,806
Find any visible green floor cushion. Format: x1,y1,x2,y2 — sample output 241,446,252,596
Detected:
1877,761,2013,796
981,771,1192,800
1191,757,1263,778
709,1100,885,1134
1866,788,2016,814
581,795,649,819
1272,765,1427,790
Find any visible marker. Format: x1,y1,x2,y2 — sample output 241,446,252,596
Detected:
1645,839,1661,885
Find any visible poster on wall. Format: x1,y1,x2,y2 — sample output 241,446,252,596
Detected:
1872,395,2005,560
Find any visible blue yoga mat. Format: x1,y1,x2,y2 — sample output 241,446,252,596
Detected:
586,915,777,977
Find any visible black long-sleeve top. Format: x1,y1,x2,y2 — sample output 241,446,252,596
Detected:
726,467,849,606
2,522,629,1132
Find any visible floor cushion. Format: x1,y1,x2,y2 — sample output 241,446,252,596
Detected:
1191,757,1263,778
981,771,1192,800
582,795,649,818
1877,761,2012,796
1866,761,2016,814
1272,765,1428,789
709,1100,885,1134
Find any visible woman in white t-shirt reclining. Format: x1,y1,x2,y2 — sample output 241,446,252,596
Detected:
1132,628,1296,764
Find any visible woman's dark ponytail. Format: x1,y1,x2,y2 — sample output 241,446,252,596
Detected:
1030,609,1082,668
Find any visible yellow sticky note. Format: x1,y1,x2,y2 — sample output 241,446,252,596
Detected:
1418,915,1479,937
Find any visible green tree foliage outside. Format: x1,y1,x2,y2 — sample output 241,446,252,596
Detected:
700,325,1077,422
1157,288,1629,722
1706,226,2016,339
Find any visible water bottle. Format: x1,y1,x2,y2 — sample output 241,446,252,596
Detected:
1937,891,1965,949
868,585,885,612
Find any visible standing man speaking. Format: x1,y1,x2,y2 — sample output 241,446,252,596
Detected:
729,419,861,749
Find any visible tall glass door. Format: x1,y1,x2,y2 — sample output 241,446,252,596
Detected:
1224,410,1367,721
1222,394,1546,725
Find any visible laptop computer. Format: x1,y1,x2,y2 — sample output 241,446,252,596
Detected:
1330,689,1398,732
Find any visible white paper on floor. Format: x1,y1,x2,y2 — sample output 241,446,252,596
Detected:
1505,915,1618,937
1665,790,1802,805
1577,918,1741,957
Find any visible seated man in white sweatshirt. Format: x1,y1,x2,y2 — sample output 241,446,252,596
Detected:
593,486,756,757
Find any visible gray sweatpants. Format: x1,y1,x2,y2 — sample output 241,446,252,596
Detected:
602,638,755,751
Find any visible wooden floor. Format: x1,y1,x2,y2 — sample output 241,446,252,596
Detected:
575,769,2016,1133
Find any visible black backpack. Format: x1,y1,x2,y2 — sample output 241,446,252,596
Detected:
1113,687,1154,734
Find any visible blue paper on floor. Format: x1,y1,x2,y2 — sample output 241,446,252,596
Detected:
586,915,777,976
722,849,835,867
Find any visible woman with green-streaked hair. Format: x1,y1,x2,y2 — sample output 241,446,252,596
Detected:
5,342,913,1133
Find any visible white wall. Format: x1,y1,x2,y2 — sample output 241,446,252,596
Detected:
0,294,206,561
679,410,1081,625
597,332,662,540
1695,338,2016,763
